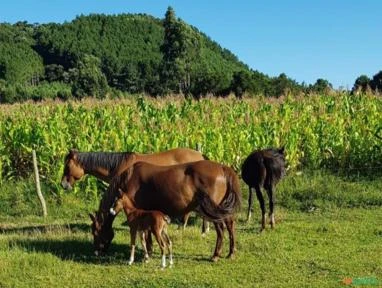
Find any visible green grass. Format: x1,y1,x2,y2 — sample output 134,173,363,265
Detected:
0,172,381,287
0,208,381,287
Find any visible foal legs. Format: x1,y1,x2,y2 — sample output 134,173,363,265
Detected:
255,185,266,231
162,228,173,266
128,229,137,265
140,231,150,262
153,230,168,268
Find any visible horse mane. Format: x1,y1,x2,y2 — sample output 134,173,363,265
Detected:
98,167,133,215
77,152,133,173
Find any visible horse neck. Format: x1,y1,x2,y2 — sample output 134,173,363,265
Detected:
122,196,136,215
78,152,130,183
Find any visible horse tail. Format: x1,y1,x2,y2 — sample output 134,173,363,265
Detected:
264,148,286,185
197,165,241,222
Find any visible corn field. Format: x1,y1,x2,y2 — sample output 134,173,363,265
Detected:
0,93,381,196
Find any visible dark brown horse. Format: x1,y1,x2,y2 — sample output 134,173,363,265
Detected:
90,160,241,262
61,147,207,229
241,147,285,231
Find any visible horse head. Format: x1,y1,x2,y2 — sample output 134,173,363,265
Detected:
61,149,85,190
89,211,115,256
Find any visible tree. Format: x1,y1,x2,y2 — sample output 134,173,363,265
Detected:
231,70,252,98
309,78,333,94
72,54,109,98
160,6,185,94
370,71,382,93
352,75,370,94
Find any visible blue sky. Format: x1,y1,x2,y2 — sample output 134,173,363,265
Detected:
1,1,381,88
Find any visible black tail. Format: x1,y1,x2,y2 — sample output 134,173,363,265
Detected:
197,166,241,222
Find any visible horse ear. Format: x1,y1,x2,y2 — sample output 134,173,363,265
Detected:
279,146,285,154
69,149,79,160
89,213,96,223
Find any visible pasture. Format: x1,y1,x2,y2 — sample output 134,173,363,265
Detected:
0,171,381,287
0,94,381,287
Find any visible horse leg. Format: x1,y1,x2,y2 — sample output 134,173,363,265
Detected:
202,218,210,236
211,221,224,262
162,228,173,266
128,228,137,265
247,186,254,222
145,230,153,256
140,231,150,262
182,212,190,230
267,185,276,229
255,185,266,231
224,216,235,259
153,230,167,268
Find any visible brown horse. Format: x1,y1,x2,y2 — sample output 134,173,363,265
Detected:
90,160,241,262
110,188,173,268
61,147,207,229
61,148,206,190
241,147,286,231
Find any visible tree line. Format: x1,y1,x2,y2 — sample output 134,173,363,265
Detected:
0,7,380,103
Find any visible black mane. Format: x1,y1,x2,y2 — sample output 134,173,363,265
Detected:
77,152,132,173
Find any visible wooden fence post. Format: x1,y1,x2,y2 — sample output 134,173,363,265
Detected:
32,150,47,217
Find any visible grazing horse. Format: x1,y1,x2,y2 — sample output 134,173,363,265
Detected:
241,147,286,231
61,148,206,190
61,147,207,230
110,188,173,268
90,160,241,262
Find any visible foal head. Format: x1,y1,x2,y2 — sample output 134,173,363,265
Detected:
109,188,135,216
61,149,85,190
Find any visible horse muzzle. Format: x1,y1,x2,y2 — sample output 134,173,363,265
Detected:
61,179,72,190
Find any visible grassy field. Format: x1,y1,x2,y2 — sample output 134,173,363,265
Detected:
0,172,381,288
1,95,381,287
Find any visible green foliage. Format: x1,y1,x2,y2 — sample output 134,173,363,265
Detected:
370,70,382,92
352,75,370,93
231,70,252,98
0,23,44,86
0,94,381,195
308,78,333,94
0,10,307,100
72,55,109,98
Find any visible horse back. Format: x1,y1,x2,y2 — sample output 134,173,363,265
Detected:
241,148,285,187
135,148,205,166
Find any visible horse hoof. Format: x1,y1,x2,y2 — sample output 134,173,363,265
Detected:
211,256,219,262
226,254,235,260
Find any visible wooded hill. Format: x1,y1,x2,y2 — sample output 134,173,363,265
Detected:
0,7,366,102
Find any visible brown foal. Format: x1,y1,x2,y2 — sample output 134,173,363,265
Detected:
110,188,173,268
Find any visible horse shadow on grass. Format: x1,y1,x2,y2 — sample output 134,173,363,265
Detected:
2,222,223,264
11,237,135,264
0,223,90,235
2,223,133,264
